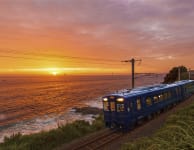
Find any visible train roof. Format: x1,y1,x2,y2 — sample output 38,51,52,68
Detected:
109,80,194,98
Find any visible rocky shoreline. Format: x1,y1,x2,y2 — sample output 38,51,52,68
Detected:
73,106,103,115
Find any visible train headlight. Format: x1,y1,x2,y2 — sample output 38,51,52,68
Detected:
103,98,108,102
117,98,124,102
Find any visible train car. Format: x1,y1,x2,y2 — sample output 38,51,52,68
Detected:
102,80,194,130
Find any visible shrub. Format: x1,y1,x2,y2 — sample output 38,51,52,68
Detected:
0,115,104,150
163,66,188,83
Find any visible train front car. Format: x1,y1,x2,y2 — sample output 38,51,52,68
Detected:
102,80,194,131
102,94,131,130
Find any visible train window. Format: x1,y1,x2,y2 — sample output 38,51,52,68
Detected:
117,104,125,112
153,96,158,103
127,102,133,112
136,98,142,110
179,87,181,94
164,93,168,100
103,102,109,111
159,94,164,101
176,88,178,95
146,97,152,106
168,91,172,99
110,102,115,111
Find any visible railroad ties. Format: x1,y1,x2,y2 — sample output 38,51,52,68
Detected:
70,129,123,150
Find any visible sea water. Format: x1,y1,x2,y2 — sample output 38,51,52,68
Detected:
0,74,164,142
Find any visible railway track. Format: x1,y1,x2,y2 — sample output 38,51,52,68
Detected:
58,96,194,150
69,129,123,150
62,105,181,150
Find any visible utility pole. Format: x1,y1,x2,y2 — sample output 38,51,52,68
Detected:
189,68,191,80
122,58,142,89
178,66,181,81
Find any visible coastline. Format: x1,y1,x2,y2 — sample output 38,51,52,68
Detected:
1,96,194,150
0,74,164,143
0,106,102,143
0,114,104,150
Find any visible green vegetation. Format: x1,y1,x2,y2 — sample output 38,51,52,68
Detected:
122,101,194,150
0,115,104,150
163,66,189,83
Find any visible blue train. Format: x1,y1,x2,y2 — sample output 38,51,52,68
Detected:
102,80,194,130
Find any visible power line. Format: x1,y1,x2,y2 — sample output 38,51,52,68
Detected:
0,48,127,67
0,54,124,66
0,48,121,62
0,48,179,63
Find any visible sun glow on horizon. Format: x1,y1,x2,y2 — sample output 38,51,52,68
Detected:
0,67,131,75
51,71,58,76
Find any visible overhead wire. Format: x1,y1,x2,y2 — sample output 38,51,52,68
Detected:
0,55,126,66
0,48,121,62
0,48,178,62
0,48,178,68
0,49,126,67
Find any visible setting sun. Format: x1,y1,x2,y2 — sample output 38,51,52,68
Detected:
52,72,58,76
1,1,194,149
45,68,61,76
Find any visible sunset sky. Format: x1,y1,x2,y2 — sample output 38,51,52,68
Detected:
0,0,194,75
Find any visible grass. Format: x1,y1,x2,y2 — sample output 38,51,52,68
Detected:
2,101,194,150
0,115,104,150
122,101,194,150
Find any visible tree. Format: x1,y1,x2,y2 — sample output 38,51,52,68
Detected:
163,66,188,84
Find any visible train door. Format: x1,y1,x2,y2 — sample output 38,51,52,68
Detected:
125,99,136,126
107,96,117,122
191,82,194,94
179,86,183,100
127,99,134,116
134,97,144,121
175,87,179,101
110,100,116,120
102,98,110,122
182,85,188,99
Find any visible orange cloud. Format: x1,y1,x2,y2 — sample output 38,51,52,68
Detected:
0,0,194,75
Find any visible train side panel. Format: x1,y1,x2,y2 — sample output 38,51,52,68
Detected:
102,80,194,130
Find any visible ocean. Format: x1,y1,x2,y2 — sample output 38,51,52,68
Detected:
0,74,164,142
